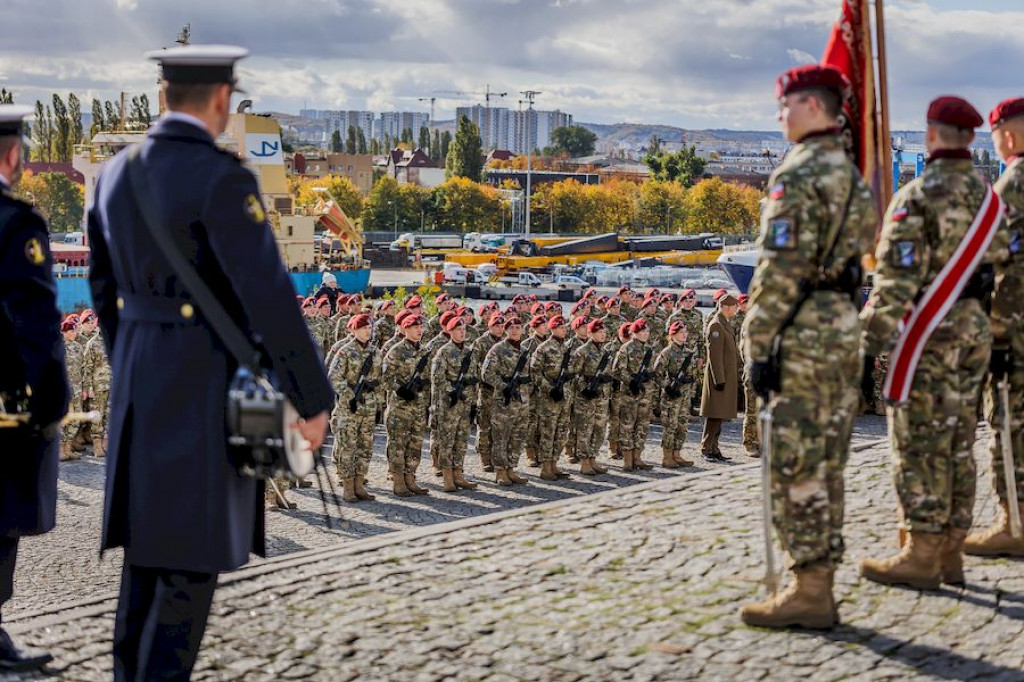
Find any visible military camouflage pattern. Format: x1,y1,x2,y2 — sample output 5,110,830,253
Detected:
82,332,111,438
522,332,548,455
423,314,443,342
62,337,84,442
670,306,706,408
734,311,759,451
569,340,613,461
471,331,504,464
331,314,351,348
422,332,450,464
870,354,890,416
482,339,531,470
431,340,477,469
531,336,573,464
383,338,429,476
604,335,625,453
328,338,382,478
863,155,1009,533
653,341,695,451
744,131,876,569
374,316,396,348
612,338,654,452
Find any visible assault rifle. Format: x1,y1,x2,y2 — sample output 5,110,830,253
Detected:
581,350,613,400
664,352,694,399
627,347,654,396
501,351,531,406
448,350,476,408
347,350,377,413
396,352,431,402
548,348,574,402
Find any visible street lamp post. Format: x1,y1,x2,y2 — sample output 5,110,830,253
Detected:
521,90,541,237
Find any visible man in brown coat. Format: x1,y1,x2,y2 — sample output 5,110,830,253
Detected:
700,295,742,461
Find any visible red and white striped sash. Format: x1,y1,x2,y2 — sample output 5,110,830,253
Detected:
883,186,1005,404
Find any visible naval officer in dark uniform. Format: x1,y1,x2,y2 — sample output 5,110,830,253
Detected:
87,47,333,680
0,105,70,671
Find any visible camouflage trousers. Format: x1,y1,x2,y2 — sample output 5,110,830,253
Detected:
490,394,530,470
385,398,427,475
434,398,472,469
63,394,83,443
890,304,990,533
536,395,571,463
527,394,542,453
607,391,622,450
741,377,759,450
476,386,495,462
660,387,693,451
871,354,891,416
332,405,375,478
616,392,652,452
981,330,1024,508
566,402,578,458
769,303,861,570
573,395,609,460
90,390,110,439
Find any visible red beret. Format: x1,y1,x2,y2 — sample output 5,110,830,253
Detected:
618,322,632,342
296,295,305,304
347,313,372,331
378,299,396,311
439,310,459,328
582,288,596,299
459,306,473,318
399,313,424,329
511,294,525,303
443,316,465,332
478,304,491,317
529,314,548,329
80,308,95,320
617,286,631,295
927,96,983,130
316,296,331,308
405,295,423,309
61,315,79,332
669,321,687,336
595,295,609,305
605,296,620,307
990,97,1024,129
776,64,850,100
489,312,507,328
528,294,539,302
713,288,728,302
645,288,660,298
570,300,587,315
738,294,750,304
505,314,523,326
436,293,450,303
395,309,414,325
641,298,657,310
660,293,675,304
348,293,362,303
544,301,560,311
630,319,648,334
586,318,604,334
681,289,696,298
571,316,590,330
548,315,566,329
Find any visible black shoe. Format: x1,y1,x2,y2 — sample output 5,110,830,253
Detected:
702,452,729,463
0,630,53,672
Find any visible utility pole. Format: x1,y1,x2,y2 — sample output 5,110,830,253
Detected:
418,97,436,122
520,90,540,236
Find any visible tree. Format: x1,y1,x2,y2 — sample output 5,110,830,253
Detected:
32,100,54,162
67,93,83,149
89,98,105,137
429,176,502,232
362,176,424,233
18,171,84,232
430,130,441,162
418,126,430,152
682,177,761,235
445,115,483,181
52,94,71,162
330,129,342,153
128,94,151,130
440,130,452,160
647,135,663,156
370,138,381,155
0,89,13,104
346,125,357,154
356,127,367,154
400,127,414,145
104,100,120,129
644,145,706,187
638,180,688,234
548,125,597,158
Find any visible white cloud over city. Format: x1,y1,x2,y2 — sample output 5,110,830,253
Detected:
0,0,1020,129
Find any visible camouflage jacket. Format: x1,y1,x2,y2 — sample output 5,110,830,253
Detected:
669,307,706,359
464,324,481,345
602,312,626,335
653,341,696,395
328,339,383,415
992,157,1024,346
471,331,504,387
731,310,746,360
381,330,404,356
746,131,877,363
423,314,442,343
565,333,587,356
82,332,111,394
331,314,351,347
620,302,637,322
383,338,430,405
65,338,85,394
374,316,396,347
531,336,572,393
862,155,1009,355
431,340,477,409
482,339,531,404
570,340,613,400
612,338,654,390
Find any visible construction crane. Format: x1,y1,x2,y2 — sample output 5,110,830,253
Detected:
418,97,436,122
435,84,508,106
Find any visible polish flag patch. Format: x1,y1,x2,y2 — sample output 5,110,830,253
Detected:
769,183,785,200
892,207,910,222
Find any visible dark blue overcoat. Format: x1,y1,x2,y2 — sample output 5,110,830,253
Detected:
87,117,333,573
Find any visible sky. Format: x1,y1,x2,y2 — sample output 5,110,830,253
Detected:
0,0,1020,131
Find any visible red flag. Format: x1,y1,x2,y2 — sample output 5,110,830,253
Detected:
822,0,878,184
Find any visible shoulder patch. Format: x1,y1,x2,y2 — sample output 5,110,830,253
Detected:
892,240,918,269
24,237,46,266
769,182,785,200
768,218,797,250
244,194,266,224
1009,229,1021,256
892,207,909,222
711,330,720,339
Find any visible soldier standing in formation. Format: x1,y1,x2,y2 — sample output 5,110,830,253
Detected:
60,315,83,461
80,309,111,457
669,289,706,414
472,310,506,472
532,315,574,480
613,319,655,471
431,316,479,492
523,314,550,467
568,318,612,476
741,65,877,628
654,321,696,468
481,314,532,485
383,313,431,497
966,97,1024,557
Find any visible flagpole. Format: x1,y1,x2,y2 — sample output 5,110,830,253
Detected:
875,0,893,207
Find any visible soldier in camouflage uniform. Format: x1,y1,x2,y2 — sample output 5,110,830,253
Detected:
613,319,656,470
81,313,111,457
382,309,413,356
638,297,663,354
740,66,877,629
523,314,550,466
312,297,334,355
669,289,706,415
374,299,397,348
654,321,696,468
531,315,574,480
736,294,760,456
423,293,456,342
472,312,506,472
569,318,612,476
461,307,480,345
481,314,532,486
383,313,431,497
424,312,457,476
564,315,591,464
618,287,637,322
60,315,83,461
967,98,1024,557
868,353,890,415
328,314,382,502
860,96,1009,591
606,321,631,459
431,316,479,492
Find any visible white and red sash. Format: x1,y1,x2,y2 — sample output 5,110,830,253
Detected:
883,186,1005,404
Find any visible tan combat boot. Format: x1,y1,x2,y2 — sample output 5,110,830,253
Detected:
553,461,571,478
71,428,88,453
622,450,635,471
860,531,944,590
405,473,429,496
392,470,414,497
432,451,442,477
525,447,540,468
441,467,457,492
591,458,608,474
480,453,494,473
539,460,558,481
495,467,514,486
579,458,598,476
342,477,359,503
964,505,1024,557
941,528,968,585
354,475,376,501
673,450,694,467
92,437,107,458
60,441,81,462
454,467,478,490
507,468,529,484
661,448,679,469
633,449,653,470
740,566,837,629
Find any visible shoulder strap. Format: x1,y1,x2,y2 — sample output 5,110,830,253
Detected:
816,167,859,283
126,144,261,367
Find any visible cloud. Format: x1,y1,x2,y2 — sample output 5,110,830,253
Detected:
0,0,1019,130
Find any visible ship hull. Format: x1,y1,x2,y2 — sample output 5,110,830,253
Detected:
717,249,758,294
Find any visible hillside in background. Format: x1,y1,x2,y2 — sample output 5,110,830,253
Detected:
577,122,784,149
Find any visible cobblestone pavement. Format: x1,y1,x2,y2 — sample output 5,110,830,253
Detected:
10,417,1022,681
10,414,801,619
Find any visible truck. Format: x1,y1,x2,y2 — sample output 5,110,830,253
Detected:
443,266,489,285
463,232,516,252
496,272,544,288
389,232,464,252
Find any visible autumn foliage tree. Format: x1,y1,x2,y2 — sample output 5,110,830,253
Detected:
17,170,84,233
429,177,503,233
681,177,761,235
291,175,365,221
